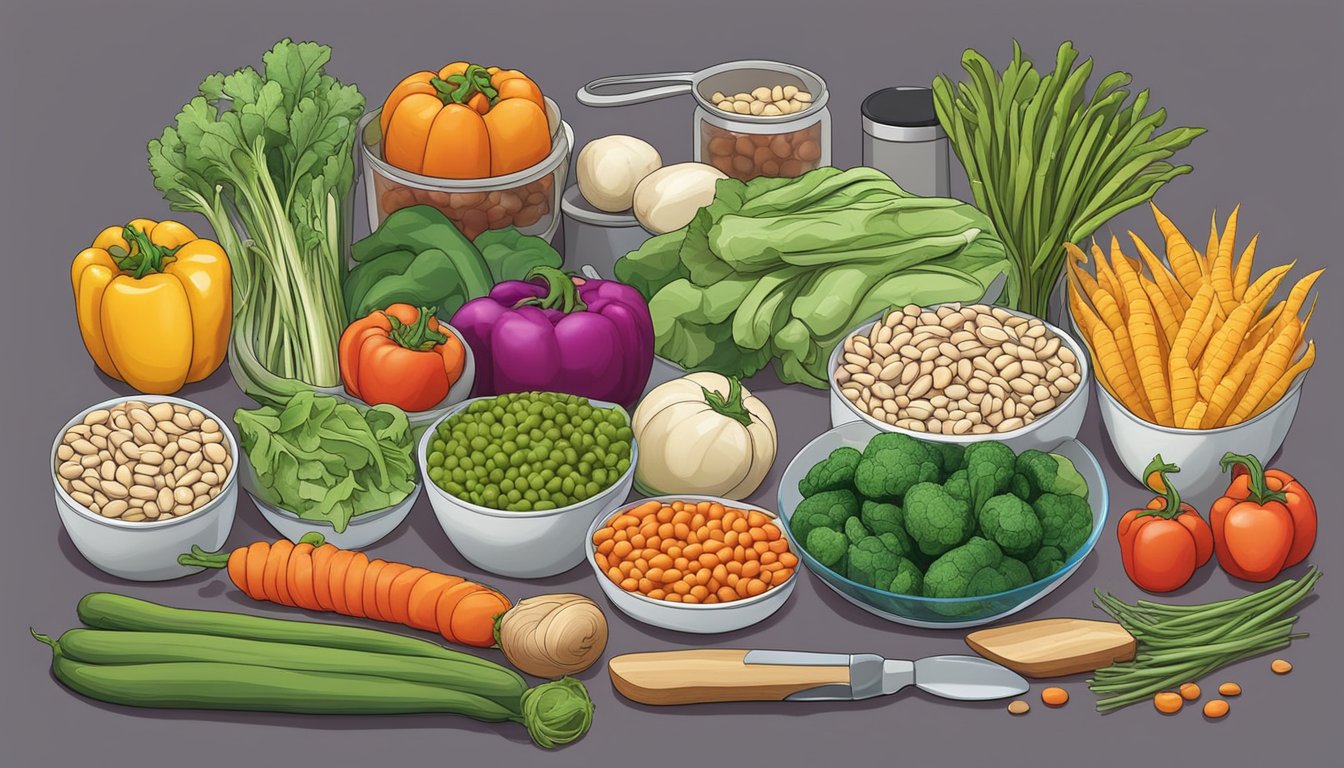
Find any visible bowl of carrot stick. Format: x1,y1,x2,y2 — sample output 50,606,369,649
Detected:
1065,203,1319,497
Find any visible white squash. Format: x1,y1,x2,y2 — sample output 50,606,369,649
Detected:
632,162,727,234
575,135,662,212
631,372,777,500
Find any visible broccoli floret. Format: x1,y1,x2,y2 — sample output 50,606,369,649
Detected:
789,489,859,543
977,493,1044,559
1033,492,1093,556
1009,472,1035,502
933,443,966,476
943,469,970,503
903,482,974,558
853,433,941,501
924,537,1031,599
799,446,862,497
887,557,924,596
1025,545,1065,581
844,515,871,545
805,527,848,568
860,500,905,535
1015,450,1090,500
847,535,910,589
964,441,1017,512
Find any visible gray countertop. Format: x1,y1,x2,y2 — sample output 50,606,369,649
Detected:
2,1,1339,766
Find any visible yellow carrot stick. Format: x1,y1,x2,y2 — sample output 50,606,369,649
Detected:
1231,234,1258,302
1112,236,1173,424
1246,340,1316,421
1212,206,1240,314
1269,269,1323,340
1182,401,1209,430
1243,262,1297,311
1227,319,1302,423
1151,202,1206,290
1168,283,1217,422
1197,299,1259,400
1091,240,1127,317
1203,332,1269,428
1187,294,1224,368
1066,256,1143,416
1129,230,1190,311
1204,211,1221,278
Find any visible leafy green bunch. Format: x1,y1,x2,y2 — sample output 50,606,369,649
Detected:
149,39,365,394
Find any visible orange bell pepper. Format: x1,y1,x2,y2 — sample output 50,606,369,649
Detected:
1210,453,1317,582
339,304,467,412
380,62,549,179
1117,455,1214,593
70,220,231,394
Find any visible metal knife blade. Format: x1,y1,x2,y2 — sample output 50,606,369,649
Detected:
912,655,1030,700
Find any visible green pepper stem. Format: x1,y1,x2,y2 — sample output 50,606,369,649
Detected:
701,376,754,427
30,629,56,651
430,64,499,107
110,225,180,279
1135,454,1184,520
519,266,587,313
387,307,449,351
1220,452,1288,505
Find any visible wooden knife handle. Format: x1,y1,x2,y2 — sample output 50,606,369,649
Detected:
607,650,849,706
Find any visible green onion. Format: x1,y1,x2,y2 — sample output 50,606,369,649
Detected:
932,41,1205,318
1088,567,1319,712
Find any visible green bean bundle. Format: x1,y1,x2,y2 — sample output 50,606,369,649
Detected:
1088,567,1320,712
932,41,1205,318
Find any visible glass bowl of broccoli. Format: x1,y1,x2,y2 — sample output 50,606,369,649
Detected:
777,421,1108,628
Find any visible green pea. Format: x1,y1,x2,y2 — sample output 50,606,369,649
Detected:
561,476,576,495
428,466,444,483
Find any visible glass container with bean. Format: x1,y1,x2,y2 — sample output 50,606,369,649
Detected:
592,499,798,604
54,400,232,523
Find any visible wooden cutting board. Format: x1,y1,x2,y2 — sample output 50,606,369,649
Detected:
965,618,1137,678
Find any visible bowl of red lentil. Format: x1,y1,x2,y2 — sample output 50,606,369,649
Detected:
585,495,798,633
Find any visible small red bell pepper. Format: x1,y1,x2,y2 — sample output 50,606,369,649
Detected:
339,304,467,412
1117,455,1214,593
1210,452,1317,582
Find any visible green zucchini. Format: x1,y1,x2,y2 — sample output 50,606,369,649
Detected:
53,629,525,710
76,593,497,667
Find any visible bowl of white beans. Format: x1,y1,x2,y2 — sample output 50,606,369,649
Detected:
51,395,238,581
828,303,1091,452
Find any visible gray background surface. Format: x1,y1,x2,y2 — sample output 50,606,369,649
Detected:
2,0,1339,765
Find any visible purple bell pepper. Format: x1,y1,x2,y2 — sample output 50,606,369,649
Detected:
451,266,654,407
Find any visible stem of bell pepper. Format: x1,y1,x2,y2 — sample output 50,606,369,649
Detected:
386,307,450,352
430,64,499,107
113,225,180,279
1220,452,1289,504
517,266,587,313
701,376,754,427
1135,454,1185,520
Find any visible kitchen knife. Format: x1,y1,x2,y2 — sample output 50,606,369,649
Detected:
607,649,1029,706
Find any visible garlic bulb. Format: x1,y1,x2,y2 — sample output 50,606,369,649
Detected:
498,594,609,678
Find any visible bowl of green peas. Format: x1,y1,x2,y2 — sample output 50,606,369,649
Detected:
419,391,639,578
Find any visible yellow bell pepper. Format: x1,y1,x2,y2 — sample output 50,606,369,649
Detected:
70,220,231,394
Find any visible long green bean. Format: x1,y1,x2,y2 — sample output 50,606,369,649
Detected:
1088,568,1319,712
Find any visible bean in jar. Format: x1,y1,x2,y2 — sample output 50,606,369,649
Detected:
709,85,813,117
374,173,555,240
55,401,232,522
703,122,823,181
834,304,1083,436
592,500,797,604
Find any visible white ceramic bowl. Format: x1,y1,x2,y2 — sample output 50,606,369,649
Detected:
51,395,238,581
1096,376,1307,498
585,495,796,634
316,321,476,432
828,304,1091,452
420,396,638,578
238,455,420,550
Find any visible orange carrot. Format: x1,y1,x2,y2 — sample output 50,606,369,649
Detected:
180,537,514,649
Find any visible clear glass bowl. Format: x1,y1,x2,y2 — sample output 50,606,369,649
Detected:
776,420,1108,629
358,97,572,241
